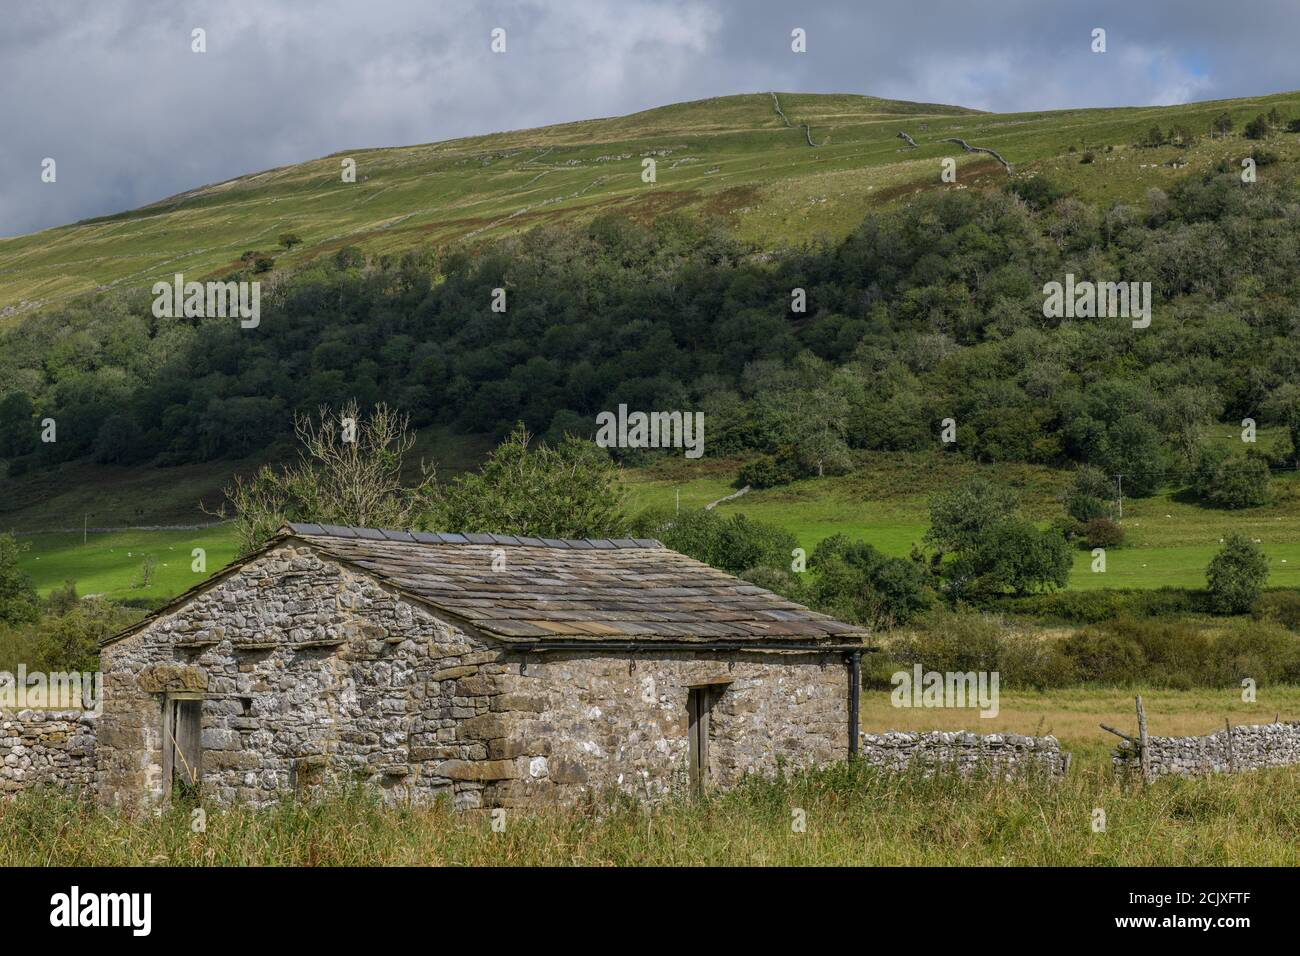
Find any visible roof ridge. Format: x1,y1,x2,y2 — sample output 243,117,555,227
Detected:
282,522,662,550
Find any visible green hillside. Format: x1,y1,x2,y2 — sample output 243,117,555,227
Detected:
8,88,1300,605
5,88,1300,321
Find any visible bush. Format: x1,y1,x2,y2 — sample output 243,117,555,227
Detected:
1104,617,1212,689
632,508,796,575
994,588,1198,624
1209,621,1300,685
1066,493,1107,523
1061,628,1147,684
879,609,1300,690
1005,175,1066,210
0,534,40,627
1244,115,1270,140
879,609,1077,691
1252,590,1300,630
1197,455,1271,509
45,580,79,615
1251,147,1279,167
738,565,808,604
1082,517,1125,549
1066,466,1115,523
1207,534,1269,614
736,451,801,489
808,535,933,629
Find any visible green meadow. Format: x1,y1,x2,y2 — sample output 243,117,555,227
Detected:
15,448,1300,600
17,525,239,603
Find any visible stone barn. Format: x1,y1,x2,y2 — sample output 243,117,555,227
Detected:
96,524,869,809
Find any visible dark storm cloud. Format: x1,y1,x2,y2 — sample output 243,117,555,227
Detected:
2,0,1298,237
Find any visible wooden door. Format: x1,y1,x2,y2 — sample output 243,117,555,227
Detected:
167,697,203,795
688,687,712,796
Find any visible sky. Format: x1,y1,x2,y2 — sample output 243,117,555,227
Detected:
3,0,1299,237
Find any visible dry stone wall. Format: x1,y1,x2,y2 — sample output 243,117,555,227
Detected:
1113,721,1300,777
0,710,97,796
858,730,1071,779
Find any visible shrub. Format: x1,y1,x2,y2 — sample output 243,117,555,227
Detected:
1066,465,1115,522
632,508,796,575
994,588,1198,624
880,609,1009,676
879,609,1076,690
1104,617,1212,689
1209,621,1300,685
1251,147,1279,167
736,451,801,489
0,534,40,627
1194,451,1271,508
45,580,79,615
808,535,933,628
1244,114,1270,140
1252,590,1300,630
1066,493,1106,523
1005,175,1066,210
1061,629,1146,684
738,565,808,604
1206,534,1269,614
1082,517,1125,549
1080,151,1095,165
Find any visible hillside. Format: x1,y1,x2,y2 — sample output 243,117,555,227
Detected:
5,88,1300,320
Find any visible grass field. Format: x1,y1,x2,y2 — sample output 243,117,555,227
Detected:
628,448,1300,590
5,89,1300,320
17,526,239,603
14,444,1300,600
5,754,1297,865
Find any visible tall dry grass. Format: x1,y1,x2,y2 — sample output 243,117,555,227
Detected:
4,761,1298,866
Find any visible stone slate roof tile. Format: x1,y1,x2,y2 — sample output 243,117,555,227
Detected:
280,523,869,646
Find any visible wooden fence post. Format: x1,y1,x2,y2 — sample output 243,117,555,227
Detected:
1136,695,1151,785
1225,718,1236,774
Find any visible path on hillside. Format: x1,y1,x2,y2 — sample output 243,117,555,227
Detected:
770,93,827,147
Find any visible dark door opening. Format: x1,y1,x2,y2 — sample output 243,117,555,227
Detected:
165,696,203,796
687,686,718,796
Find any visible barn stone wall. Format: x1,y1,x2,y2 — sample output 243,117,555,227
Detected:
857,730,1071,779
1113,721,1300,777
480,651,849,807
0,710,97,796
98,544,852,810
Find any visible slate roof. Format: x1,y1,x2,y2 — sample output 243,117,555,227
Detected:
283,523,869,646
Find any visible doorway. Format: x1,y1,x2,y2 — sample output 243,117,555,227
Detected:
163,695,203,796
687,685,722,796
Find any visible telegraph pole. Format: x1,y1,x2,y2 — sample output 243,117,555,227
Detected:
1115,474,1123,519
